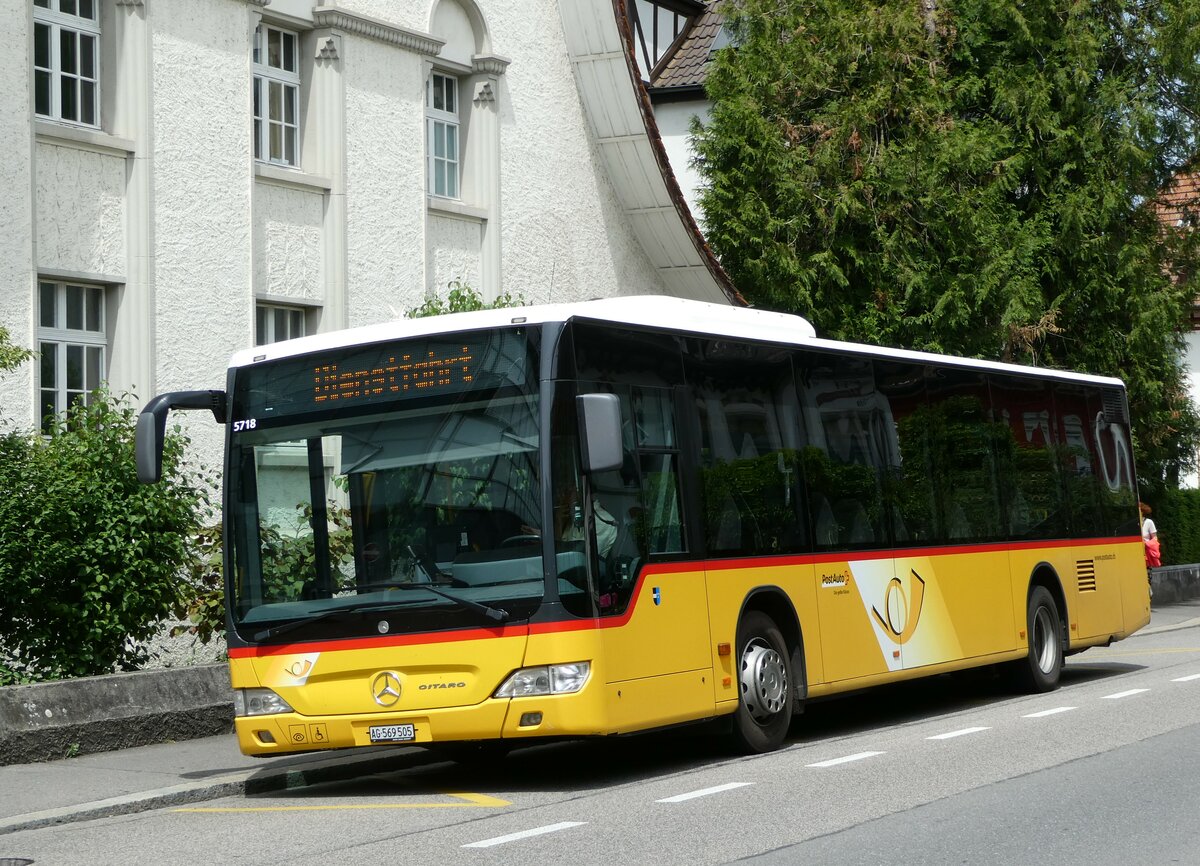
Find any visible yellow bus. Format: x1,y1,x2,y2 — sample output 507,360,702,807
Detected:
137,297,1149,755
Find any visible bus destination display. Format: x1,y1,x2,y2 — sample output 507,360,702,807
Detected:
233,329,532,424
313,347,474,405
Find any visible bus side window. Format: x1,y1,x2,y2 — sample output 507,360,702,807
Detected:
796,351,887,550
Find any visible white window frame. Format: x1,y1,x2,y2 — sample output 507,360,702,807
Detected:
33,0,101,127
252,23,301,167
256,302,307,346
37,279,108,433
426,71,460,200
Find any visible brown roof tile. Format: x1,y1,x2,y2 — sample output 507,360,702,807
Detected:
651,2,725,90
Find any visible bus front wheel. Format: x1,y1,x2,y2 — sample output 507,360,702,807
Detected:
732,611,793,753
1013,585,1063,693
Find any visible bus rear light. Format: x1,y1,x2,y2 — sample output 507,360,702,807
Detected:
494,662,591,698
233,688,294,717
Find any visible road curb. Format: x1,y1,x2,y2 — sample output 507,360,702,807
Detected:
0,743,438,835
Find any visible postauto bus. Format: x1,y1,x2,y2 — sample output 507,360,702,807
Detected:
136,297,1149,756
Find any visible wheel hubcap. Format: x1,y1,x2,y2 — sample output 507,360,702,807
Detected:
740,638,788,723
1032,606,1057,674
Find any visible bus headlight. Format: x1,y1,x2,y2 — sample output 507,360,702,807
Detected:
233,688,294,716
494,662,591,698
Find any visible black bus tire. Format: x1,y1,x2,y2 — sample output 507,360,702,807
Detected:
732,610,794,753
1013,585,1063,693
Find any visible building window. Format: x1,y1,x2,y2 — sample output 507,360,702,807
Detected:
252,24,300,166
427,72,459,199
37,280,107,434
256,303,306,345
33,0,100,127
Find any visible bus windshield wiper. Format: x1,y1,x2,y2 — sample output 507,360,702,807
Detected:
252,598,412,643
356,580,510,624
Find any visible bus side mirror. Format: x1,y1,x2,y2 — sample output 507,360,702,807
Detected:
136,390,228,483
577,393,623,474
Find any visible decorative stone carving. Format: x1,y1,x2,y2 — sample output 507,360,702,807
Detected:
472,54,511,76
311,7,443,56
316,36,340,61
473,81,495,105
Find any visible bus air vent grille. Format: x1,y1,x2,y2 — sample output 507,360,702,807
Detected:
1077,559,1097,592
1101,389,1129,424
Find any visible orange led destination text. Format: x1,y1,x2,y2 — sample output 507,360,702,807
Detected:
312,347,474,403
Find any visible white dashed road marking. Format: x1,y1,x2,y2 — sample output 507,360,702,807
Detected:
1023,706,1077,718
807,751,886,768
656,782,753,803
462,822,587,849
926,726,991,740
1102,688,1150,700
1171,673,1200,682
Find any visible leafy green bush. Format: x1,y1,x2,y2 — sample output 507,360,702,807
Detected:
406,279,525,318
1148,488,1200,567
0,391,211,680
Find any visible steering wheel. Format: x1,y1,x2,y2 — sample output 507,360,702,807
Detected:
500,534,541,548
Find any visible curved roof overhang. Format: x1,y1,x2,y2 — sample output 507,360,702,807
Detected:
556,0,744,306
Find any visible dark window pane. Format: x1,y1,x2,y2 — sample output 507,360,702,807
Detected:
573,324,684,388
989,375,1066,539
688,339,804,555
283,32,296,72
874,361,936,545
289,309,304,338
284,86,296,124
253,118,262,160
40,342,57,388
60,76,78,121
62,0,77,14
270,122,282,161
35,22,51,68
796,351,887,549
284,128,296,166
1055,383,1105,538
274,308,287,340
80,33,96,78
86,346,102,390
255,306,267,346
35,0,51,8
66,344,84,390
445,77,456,114
66,285,84,330
60,29,77,75
35,70,51,116
40,282,56,328
433,76,445,111
81,81,95,125
85,287,102,331
79,0,95,20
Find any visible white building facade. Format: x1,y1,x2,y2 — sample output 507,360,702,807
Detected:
1,0,734,465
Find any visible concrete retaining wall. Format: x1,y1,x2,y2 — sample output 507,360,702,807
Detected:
0,664,232,765
1151,564,1200,605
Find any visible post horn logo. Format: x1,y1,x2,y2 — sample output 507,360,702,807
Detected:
871,569,927,645
371,671,402,707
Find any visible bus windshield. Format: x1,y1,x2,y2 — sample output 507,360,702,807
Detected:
226,327,553,641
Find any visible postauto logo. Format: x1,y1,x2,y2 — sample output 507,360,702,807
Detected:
870,569,927,645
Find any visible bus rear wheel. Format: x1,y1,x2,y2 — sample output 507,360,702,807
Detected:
732,611,793,753
1012,585,1063,693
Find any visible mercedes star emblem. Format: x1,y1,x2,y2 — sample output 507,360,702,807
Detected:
371,671,402,707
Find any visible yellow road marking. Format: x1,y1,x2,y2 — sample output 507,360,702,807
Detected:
175,791,510,814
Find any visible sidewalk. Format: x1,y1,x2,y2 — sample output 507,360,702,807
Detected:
0,733,436,835
2,598,1198,837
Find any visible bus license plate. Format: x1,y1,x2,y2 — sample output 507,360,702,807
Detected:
368,723,416,743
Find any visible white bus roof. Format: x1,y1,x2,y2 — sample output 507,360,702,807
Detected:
230,295,1124,389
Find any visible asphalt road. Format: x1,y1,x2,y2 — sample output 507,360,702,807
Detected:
7,619,1200,866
